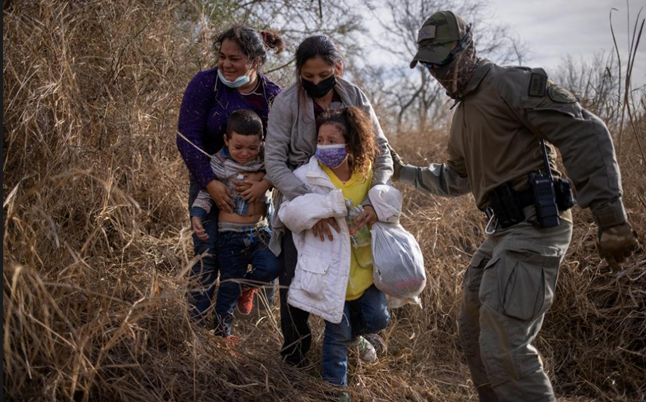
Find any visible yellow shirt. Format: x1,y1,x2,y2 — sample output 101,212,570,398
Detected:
321,163,374,301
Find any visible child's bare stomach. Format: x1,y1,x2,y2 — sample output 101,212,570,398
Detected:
218,201,267,224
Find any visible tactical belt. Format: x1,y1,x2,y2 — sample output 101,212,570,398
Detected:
483,179,574,232
516,187,536,209
483,183,532,231
483,139,576,232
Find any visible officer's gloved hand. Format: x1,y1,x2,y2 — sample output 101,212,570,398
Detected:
597,222,639,268
388,144,404,182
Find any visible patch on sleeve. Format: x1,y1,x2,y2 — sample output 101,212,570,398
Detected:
547,85,577,104
528,73,547,97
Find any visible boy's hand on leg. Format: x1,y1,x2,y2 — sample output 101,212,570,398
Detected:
191,216,209,240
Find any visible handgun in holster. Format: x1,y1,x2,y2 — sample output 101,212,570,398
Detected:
487,183,526,228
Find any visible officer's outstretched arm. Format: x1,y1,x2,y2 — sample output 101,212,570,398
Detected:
399,163,471,197
389,144,470,197
390,145,470,196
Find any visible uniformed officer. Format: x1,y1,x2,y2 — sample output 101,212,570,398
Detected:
390,10,640,402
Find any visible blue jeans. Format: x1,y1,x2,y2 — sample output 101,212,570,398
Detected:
258,278,277,309
214,227,280,336
188,178,219,326
322,285,390,386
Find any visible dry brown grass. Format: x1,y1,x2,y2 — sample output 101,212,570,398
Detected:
3,2,645,402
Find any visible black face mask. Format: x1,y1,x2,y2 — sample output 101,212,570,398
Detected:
301,74,336,99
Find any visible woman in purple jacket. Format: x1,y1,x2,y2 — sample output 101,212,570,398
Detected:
177,25,283,325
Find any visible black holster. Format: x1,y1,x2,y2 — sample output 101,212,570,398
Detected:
486,183,528,228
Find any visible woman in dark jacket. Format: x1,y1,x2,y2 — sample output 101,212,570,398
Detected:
177,25,283,325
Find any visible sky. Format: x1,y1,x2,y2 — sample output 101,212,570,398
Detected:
359,0,646,89
488,0,646,88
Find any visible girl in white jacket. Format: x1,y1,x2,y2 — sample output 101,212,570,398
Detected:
278,107,390,389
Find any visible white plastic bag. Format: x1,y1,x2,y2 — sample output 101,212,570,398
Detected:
368,185,402,224
371,221,426,308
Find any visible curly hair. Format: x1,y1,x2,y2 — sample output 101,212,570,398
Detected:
316,106,376,177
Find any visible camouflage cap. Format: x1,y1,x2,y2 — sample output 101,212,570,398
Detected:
410,11,468,68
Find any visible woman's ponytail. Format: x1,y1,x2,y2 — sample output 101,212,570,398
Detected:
260,30,285,54
214,25,283,67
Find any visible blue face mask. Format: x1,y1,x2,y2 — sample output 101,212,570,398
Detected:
316,144,348,169
217,69,251,88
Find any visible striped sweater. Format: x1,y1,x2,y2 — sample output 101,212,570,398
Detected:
190,145,267,219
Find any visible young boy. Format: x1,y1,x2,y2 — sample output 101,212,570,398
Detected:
191,109,279,338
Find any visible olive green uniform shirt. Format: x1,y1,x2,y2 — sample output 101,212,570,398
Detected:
400,59,626,228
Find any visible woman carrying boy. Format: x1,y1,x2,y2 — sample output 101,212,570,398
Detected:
177,26,283,325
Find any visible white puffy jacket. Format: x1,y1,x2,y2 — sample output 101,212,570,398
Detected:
278,157,352,324
279,156,401,324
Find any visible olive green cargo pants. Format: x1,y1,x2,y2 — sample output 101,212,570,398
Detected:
459,207,572,402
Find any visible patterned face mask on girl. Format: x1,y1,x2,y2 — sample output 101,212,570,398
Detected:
316,144,348,169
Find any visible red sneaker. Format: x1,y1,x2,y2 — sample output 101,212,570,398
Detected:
237,287,259,315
